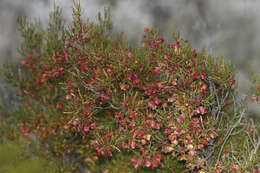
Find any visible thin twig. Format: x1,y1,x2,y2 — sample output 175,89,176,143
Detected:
214,109,245,169
254,138,260,155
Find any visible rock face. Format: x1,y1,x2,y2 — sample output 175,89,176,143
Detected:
0,79,20,114
0,0,260,118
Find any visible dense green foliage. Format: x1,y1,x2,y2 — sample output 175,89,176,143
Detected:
0,1,259,173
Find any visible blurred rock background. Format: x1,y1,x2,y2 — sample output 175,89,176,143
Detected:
0,0,260,117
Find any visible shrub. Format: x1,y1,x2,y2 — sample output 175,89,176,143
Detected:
1,1,259,173
251,74,260,105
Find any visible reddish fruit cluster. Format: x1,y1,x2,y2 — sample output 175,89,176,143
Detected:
130,153,163,169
